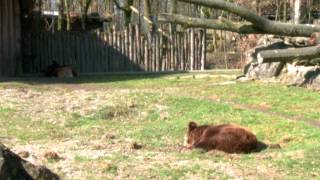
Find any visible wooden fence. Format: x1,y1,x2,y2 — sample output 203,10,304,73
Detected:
22,25,206,74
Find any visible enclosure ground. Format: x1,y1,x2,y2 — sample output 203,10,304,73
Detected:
0,71,320,179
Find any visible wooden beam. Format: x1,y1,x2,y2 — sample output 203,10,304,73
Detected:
176,0,320,37
257,45,320,63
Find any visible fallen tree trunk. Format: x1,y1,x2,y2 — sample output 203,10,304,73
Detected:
257,45,320,63
163,0,320,37
159,14,261,34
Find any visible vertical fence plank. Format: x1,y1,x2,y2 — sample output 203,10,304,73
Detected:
201,29,206,71
176,33,181,71
153,33,157,72
36,32,41,73
128,24,133,70
124,27,129,71
178,33,182,71
98,32,103,72
159,29,163,72
190,28,195,71
120,31,125,71
195,33,199,70
113,27,117,72
144,37,148,71
135,24,141,71
106,27,111,72
92,33,97,72
103,32,107,72
132,26,137,71
155,33,160,72
166,35,170,71
181,33,185,71
79,34,85,72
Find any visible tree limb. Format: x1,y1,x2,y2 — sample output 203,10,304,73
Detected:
177,0,320,37
159,13,262,34
178,0,268,26
257,45,320,63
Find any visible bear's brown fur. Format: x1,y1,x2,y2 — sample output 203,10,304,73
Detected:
44,61,78,78
184,121,260,153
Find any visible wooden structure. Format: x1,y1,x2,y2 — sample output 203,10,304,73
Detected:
0,0,207,76
0,0,22,77
22,25,206,74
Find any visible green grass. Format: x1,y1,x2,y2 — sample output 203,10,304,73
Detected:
0,71,319,179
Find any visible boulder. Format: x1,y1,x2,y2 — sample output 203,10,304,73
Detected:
238,35,320,90
239,37,290,80
0,143,59,180
280,64,320,89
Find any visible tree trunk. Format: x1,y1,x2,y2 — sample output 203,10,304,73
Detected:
293,0,301,24
283,0,287,22
159,0,320,37
58,0,63,31
257,45,320,63
80,0,92,31
64,0,71,31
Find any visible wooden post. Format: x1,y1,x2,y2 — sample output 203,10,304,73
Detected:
152,33,156,72
179,33,183,71
112,26,117,72
159,27,164,72
156,33,160,72
190,28,195,71
102,33,108,72
116,30,121,71
170,24,174,70
195,33,199,70
135,24,141,70
201,29,206,71
144,37,148,71
133,26,137,70
184,31,188,70
108,27,112,72
125,27,129,71
120,30,125,71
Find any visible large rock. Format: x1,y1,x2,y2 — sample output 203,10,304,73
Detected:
239,37,290,80
0,143,59,180
238,35,320,90
243,62,285,80
280,64,320,89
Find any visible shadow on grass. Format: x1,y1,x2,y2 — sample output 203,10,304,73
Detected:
0,70,241,85
0,72,186,85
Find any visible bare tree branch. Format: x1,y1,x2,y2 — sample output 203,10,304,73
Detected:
159,13,261,34
176,0,320,37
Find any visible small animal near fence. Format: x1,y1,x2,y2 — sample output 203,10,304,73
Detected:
22,25,206,74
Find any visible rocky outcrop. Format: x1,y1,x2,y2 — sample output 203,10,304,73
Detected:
280,64,320,89
0,143,59,180
238,35,320,90
239,37,291,80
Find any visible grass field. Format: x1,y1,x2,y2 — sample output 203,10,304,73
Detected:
0,71,320,179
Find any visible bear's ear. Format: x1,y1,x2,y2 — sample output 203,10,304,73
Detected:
188,121,197,131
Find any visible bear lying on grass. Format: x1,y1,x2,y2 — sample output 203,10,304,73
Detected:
183,121,265,153
44,61,78,78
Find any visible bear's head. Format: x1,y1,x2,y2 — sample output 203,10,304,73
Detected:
183,121,199,148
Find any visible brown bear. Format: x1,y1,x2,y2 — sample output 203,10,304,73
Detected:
44,61,78,78
183,121,261,153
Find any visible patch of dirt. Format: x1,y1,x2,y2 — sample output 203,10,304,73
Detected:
43,151,62,161
0,87,142,125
